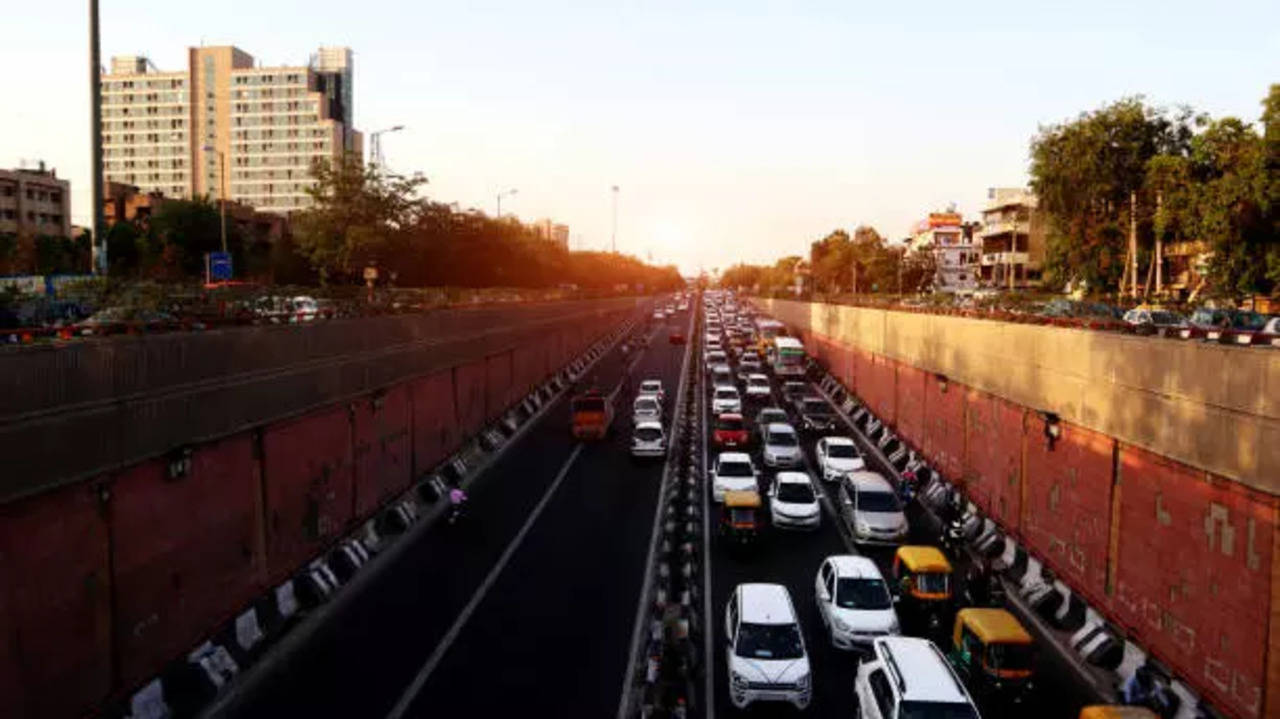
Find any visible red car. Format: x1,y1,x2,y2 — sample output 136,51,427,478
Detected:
669,330,686,345
713,412,749,448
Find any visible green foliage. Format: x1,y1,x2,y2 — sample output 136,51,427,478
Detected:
33,235,83,274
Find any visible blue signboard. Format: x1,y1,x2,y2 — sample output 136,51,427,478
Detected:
206,251,233,281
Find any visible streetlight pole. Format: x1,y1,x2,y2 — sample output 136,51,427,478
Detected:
203,146,227,253
89,0,106,274
495,188,517,219
368,124,404,169
610,185,619,253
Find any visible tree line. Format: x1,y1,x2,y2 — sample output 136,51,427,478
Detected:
719,226,936,295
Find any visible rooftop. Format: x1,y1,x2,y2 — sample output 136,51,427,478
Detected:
738,583,796,624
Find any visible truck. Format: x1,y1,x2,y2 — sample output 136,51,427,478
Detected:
571,389,615,440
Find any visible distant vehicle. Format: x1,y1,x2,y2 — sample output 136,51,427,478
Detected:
632,394,662,425
1181,307,1268,344
712,385,742,414
761,422,803,468
736,357,763,381
1260,317,1280,347
668,330,686,345
704,349,728,368
638,379,665,403
712,451,759,502
753,407,789,437
570,389,614,440
76,306,177,335
837,471,908,544
1180,307,1233,340
816,436,866,481
815,555,899,650
652,309,665,321
781,381,809,406
769,471,821,530
710,364,735,389
770,336,807,377
796,397,835,433
713,412,749,448
725,584,812,711
854,636,979,719
744,373,772,400
631,420,667,459
1122,307,1186,336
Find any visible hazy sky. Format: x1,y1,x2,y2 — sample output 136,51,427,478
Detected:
2,1,1277,273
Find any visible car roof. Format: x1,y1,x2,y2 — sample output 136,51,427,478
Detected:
640,379,662,386
823,436,856,446
714,385,739,394
747,373,769,381
765,422,797,433
875,636,971,704
775,471,813,484
634,420,664,431
956,608,1033,644
844,471,892,491
634,395,659,405
737,583,797,625
757,407,786,415
828,554,884,579
718,451,752,463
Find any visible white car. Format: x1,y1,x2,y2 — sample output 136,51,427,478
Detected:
712,385,742,414
632,395,662,424
704,349,728,368
712,452,758,502
725,583,812,711
638,379,665,403
710,364,734,389
815,555,899,650
744,373,772,400
769,471,821,530
815,436,866,481
631,421,666,458
761,422,803,468
854,637,980,719
837,471,908,544
652,309,665,321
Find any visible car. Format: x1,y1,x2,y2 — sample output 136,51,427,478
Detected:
705,331,721,345
652,309,665,321
713,412,750,448
761,422,803,468
781,381,809,405
815,436,866,481
704,349,728,369
712,452,759,502
736,357,764,381
769,471,821,530
1122,307,1187,336
632,395,662,424
854,636,980,719
754,407,789,436
837,471,908,544
631,421,666,458
1261,316,1280,347
710,364,735,389
1179,307,1235,341
815,555,900,650
796,396,836,433
712,385,742,414
725,583,812,711
638,379,665,403
744,373,772,400
668,330,686,345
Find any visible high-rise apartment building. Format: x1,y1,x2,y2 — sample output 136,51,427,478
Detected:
100,45,361,215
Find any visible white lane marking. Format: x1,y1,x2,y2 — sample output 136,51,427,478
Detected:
700,311,715,719
615,309,695,719
385,442,585,719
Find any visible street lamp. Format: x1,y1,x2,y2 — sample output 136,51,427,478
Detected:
610,185,619,253
202,145,228,254
369,124,404,169
495,188,518,219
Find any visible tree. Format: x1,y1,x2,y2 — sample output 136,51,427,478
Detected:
149,197,241,277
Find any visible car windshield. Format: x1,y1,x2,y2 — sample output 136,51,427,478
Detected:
758,410,786,424
715,389,738,399
826,443,858,459
915,572,949,594
802,400,830,415
734,622,805,660
898,701,979,719
718,460,754,477
769,430,798,447
784,384,805,396
776,482,814,503
835,578,892,610
987,642,1034,671
1232,311,1267,329
573,397,605,412
748,377,769,387
635,427,662,442
856,489,900,512
1150,311,1182,325
635,398,658,411
641,382,661,393
717,416,745,431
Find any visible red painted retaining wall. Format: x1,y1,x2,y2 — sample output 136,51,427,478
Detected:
453,360,488,438
411,371,461,474
352,386,413,520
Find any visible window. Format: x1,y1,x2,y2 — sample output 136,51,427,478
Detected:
868,669,896,718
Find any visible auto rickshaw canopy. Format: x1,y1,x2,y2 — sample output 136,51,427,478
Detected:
895,545,952,574
953,608,1032,647
723,490,762,508
1078,707,1160,719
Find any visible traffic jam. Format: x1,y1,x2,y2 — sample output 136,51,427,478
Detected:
680,290,1125,718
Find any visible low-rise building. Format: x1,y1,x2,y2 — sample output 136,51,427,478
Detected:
978,187,1045,288
908,211,978,294
0,163,72,239
530,218,570,250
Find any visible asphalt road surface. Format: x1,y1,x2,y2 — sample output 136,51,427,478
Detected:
207,307,692,718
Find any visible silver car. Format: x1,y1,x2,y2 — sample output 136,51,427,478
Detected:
836,471,908,545
761,422,803,468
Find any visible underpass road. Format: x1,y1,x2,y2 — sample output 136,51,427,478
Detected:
208,309,688,718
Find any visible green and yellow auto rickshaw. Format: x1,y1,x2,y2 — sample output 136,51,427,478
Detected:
891,545,954,635
947,607,1036,704
719,490,762,546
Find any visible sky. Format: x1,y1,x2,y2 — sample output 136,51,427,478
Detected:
1,1,1277,274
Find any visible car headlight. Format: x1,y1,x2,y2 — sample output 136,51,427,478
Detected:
888,618,900,634
796,673,811,690
731,670,748,689
832,616,850,632
855,519,870,535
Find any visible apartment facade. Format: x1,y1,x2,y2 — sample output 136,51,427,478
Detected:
101,45,361,215
0,164,72,239
908,211,979,294
978,187,1045,288
530,218,571,250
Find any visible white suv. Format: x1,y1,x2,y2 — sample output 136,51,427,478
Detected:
815,555,899,650
855,636,980,718
725,583,812,711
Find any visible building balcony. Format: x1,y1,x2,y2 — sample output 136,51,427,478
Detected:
980,251,1030,267
979,220,1029,238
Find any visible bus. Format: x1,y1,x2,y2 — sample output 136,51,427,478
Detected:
770,336,807,377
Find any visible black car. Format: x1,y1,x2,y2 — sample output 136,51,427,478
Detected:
796,397,836,433
781,381,808,406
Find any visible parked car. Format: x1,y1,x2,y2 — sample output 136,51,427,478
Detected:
761,422,803,468
1179,307,1234,340
1260,316,1280,347
796,397,836,433
815,555,900,650
744,373,772,400
1122,307,1186,336
632,395,662,425
638,379,665,403
837,471,908,544
712,452,759,502
631,421,666,459
713,412,750,448
712,385,743,414
815,436,866,481
725,584,812,711
854,636,979,719
769,471,821,530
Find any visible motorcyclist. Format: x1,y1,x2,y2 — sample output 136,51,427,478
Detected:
448,486,468,524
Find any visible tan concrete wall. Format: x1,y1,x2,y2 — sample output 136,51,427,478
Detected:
759,299,1280,495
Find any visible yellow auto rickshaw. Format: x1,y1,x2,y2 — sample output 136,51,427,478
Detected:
891,545,953,634
947,608,1035,704
719,490,762,546
1078,707,1159,719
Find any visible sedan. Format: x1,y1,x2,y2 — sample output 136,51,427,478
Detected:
713,412,750,448
632,395,662,425
815,436,865,481
761,422,803,468
814,555,899,650
638,379,665,403
769,471,821,530
836,471,908,544
631,421,666,459
796,397,836,433
712,386,742,414
744,373,772,400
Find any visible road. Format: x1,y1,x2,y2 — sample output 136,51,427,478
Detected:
207,306,692,718
703,298,1102,717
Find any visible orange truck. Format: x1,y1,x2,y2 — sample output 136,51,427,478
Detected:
571,389,614,440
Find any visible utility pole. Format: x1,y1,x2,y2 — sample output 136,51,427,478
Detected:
1128,191,1139,300
495,188,517,219
610,185,619,253
1155,191,1164,295
89,0,105,274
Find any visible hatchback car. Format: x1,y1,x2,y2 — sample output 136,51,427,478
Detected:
737,357,764,381
769,471,821,530
815,555,899,650
631,421,666,459
797,397,836,433
782,381,809,405
744,373,772,400
816,436,865,481
761,422,803,468
710,364,735,389
725,583,812,711
638,379,665,403
713,412,750,448
712,452,759,502
754,407,789,437
632,395,662,425
712,385,743,414
837,471,908,544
